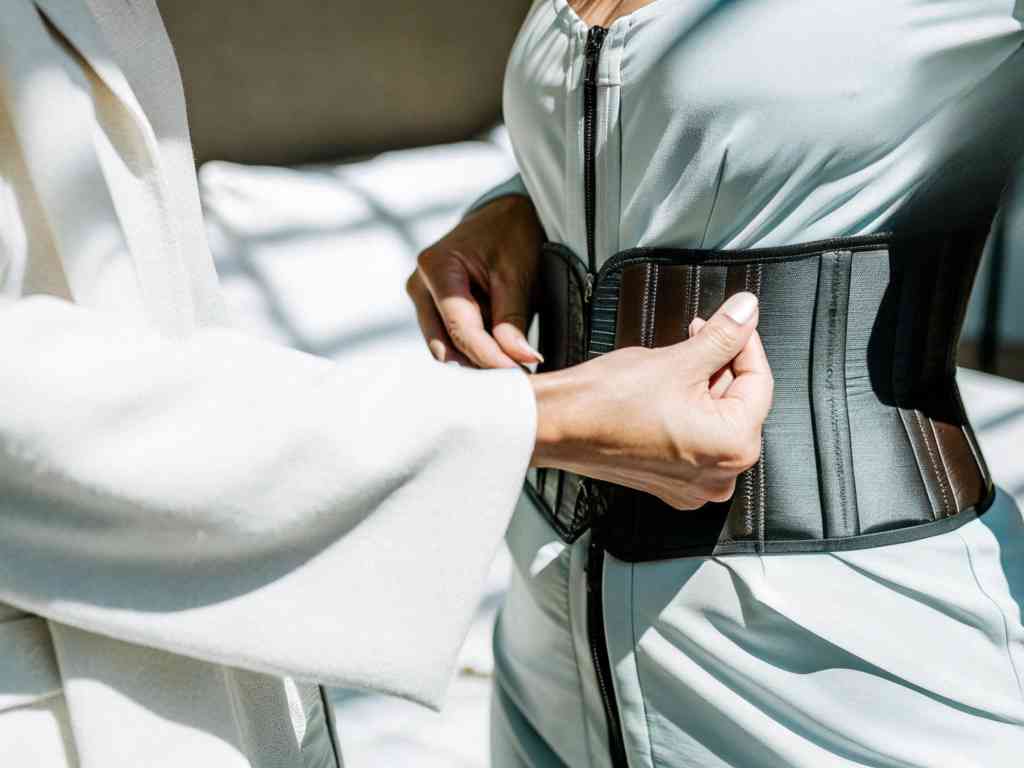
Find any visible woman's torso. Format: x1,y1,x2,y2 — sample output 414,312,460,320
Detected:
504,0,1024,264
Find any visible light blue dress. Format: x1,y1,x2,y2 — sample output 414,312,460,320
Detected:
476,1,1024,766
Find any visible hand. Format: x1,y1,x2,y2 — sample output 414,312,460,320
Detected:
406,195,544,368
531,292,773,510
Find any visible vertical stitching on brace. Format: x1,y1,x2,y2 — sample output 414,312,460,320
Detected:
915,410,952,518
693,265,702,321
744,264,765,543
685,266,697,329
756,441,767,548
641,264,658,347
825,255,851,534
929,419,963,516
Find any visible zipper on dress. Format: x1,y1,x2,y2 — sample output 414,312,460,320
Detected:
580,23,629,768
586,529,629,768
582,25,607,292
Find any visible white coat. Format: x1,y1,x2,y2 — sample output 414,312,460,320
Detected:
0,1,536,765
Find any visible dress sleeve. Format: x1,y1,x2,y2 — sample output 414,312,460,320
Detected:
464,173,531,216
0,295,535,707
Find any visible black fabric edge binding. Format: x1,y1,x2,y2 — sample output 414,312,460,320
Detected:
523,480,584,543
607,232,894,268
601,486,997,562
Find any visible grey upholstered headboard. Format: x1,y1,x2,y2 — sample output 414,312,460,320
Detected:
158,1,532,165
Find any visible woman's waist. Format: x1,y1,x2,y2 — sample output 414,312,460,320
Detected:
531,228,994,558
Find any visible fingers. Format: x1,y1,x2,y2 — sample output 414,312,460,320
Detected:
406,272,473,366
689,317,734,397
490,271,543,365
722,328,774,424
415,251,518,369
681,292,759,379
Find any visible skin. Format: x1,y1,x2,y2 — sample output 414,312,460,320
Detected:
569,0,661,27
407,196,774,510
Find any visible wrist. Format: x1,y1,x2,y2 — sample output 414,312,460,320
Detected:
467,192,537,227
529,367,590,469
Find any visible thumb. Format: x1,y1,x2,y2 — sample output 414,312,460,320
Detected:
682,292,759,378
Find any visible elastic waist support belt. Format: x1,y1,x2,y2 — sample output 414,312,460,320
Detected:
528,229,994,561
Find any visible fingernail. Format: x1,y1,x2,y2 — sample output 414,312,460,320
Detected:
516,337,544,364
722,292,758,324
428,340,446,362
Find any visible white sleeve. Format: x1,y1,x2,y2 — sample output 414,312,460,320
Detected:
464,173,531,216
0,295,535,707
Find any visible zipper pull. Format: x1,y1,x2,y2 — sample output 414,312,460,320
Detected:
584,272,594,303
583,26,608,86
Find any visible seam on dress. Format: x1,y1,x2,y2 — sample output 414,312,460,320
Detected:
494,673,545,768
40,624,82,767
567,540,597,766
699,149,728,249
317,685,343,768
631,563,658,768
219,666,256,765
955,527,1024,706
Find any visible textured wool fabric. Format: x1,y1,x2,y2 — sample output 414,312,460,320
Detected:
0,1,536,766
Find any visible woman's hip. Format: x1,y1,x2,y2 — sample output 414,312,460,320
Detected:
604,487,1024,766
502,486,1024,766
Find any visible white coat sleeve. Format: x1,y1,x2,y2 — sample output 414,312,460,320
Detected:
0,294,535,707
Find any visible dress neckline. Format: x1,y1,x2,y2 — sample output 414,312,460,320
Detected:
551,0,670,32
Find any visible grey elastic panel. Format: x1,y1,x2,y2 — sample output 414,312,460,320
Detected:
810,251,860,538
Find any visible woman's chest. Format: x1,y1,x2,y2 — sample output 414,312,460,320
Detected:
507,0,1019,156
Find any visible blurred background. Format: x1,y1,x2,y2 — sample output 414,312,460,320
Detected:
158,2,1024,765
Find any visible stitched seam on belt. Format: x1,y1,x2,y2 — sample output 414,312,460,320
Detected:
757,440,766,546
693,265,702,321
642,264,658,347
747,264,765,541
826,256,850,534
916,410,952,517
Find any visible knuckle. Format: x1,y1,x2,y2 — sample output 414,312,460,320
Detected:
713,427,761,471
405,272,421,298
705,479,737,504
496,311,530,330
733,431,762,470
445,320,467,351
416,248,442,271
703,323,738,355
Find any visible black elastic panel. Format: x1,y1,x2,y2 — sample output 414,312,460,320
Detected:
846,250,933,532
